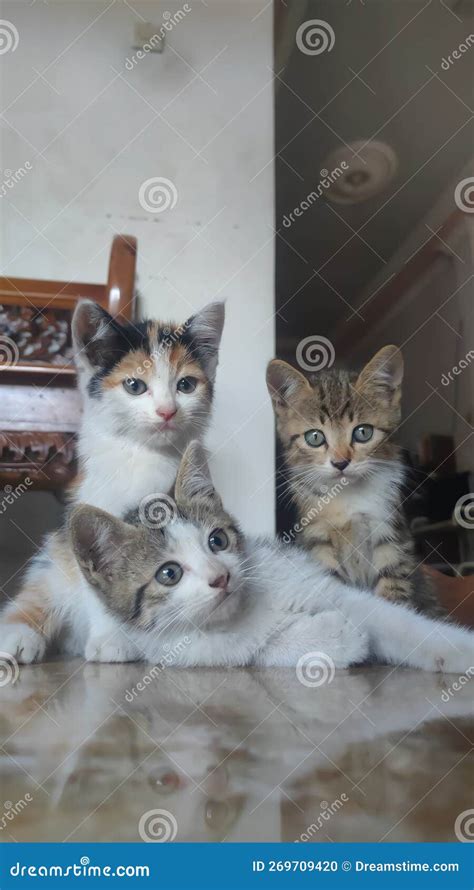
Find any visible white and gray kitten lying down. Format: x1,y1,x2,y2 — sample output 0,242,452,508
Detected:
2,442,473,673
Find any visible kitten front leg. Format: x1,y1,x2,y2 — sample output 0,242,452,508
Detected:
374,574,413,606
256,611,369,668
0,585,55,664
84,625,141,663
302,527,347,582
1,621,46,665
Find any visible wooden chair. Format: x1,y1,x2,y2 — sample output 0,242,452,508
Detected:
0,235,137,490
424,567,474,629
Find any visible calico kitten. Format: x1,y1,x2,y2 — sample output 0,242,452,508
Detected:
9,441,471,672
1,301,224,661
266,347,440,615
74,298,225,513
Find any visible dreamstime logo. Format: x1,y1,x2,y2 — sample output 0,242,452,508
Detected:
296,335,335,372
0,335,20,366
454,809,474,842
441,349,474,386
296,20,335,56
296,794,349,842
454,177,474,213
132,319,191,378
125,4,192,70
441,666,474,702
441,33,474,71
282,163,349,228
0,478,33,515
282,478,349,544
0,794,33,831
0,161,33,199
0,20,19,54
0,653,19,687
138,808,178,842
138,177,178,214
454,494,474,529
139,493,177,529
296,652,335,688
125,637,191,701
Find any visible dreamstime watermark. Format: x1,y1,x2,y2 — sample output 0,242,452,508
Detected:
0,161,32,199
441,666,474,702
0,794,33,832
441,33,474,71
454,494,474,529
138,493,178,529
138,808,178,842
0,20,19,54
0,653,19,687
296,652,335,688
138,176,178,213
296,794,349,842
296,19,335,55
125,5,192,70
282,163,349,228
454,809,474,842
125,638,191,702
296,335,335,372
441,349,474,385
0,478,33,515
454,177,474,213
132,320,191,378
0,335,20,366
9,860,150,878
282,478,350,544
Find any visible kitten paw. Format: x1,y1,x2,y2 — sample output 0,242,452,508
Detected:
85,634,137,663
0,622,46,664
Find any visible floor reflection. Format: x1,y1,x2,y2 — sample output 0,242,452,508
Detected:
0,662,472,842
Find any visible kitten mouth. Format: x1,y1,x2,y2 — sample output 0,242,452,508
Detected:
211,589,232,608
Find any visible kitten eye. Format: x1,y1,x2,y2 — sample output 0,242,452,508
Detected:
208,528,229,553
177,376,198,394
123,377,148,396
304,429,326,448
155,561,183,586
352,424,374,443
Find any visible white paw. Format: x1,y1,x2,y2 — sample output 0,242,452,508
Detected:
0,622,46,664
84,634,137,663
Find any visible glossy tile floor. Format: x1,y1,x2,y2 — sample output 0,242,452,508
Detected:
0,662,472,843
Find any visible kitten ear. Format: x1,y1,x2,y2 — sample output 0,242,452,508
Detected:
266,360,310,412
357,345,404,393
175,440,222,507
70,505,139,588
72,300,125,370
185,301,225,379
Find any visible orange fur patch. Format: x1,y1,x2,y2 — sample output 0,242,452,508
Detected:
102,350,153,389
101,345,206,390
5,596,49,634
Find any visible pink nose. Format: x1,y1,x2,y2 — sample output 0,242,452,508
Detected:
209,572,230,591
157,407,177,422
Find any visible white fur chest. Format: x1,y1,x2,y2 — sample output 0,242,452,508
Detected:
76,435,179,514
308,477,401,586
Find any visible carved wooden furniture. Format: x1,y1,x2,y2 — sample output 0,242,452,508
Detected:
0,235,137,490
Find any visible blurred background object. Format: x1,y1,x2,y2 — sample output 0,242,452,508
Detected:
274,0,474,585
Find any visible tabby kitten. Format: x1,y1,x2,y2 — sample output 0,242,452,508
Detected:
0,300,225,662
266,346,440,615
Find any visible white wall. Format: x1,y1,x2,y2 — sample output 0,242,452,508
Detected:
0,0,275,535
